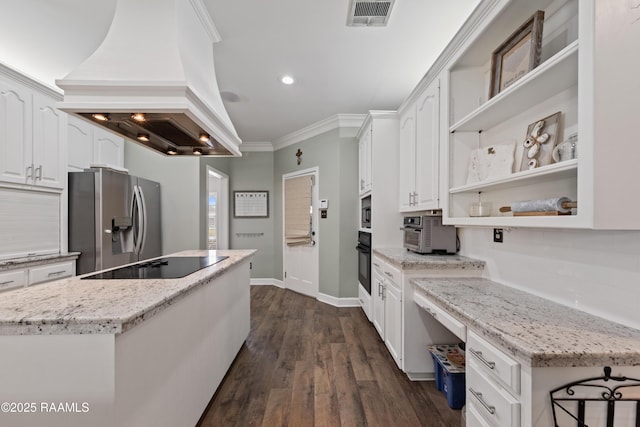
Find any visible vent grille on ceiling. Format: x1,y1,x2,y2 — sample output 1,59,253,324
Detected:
347,0,395,27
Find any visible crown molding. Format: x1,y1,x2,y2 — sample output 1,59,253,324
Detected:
272,113,367,150
239,141,274,152
0,62,63,100
189,0,222,43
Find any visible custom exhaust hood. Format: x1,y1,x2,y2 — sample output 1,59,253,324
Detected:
56,0,241,156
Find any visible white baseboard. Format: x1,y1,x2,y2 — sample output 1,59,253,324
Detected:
250,278,284,288
406,372,435,381
317,292,360,308
249,279,360,308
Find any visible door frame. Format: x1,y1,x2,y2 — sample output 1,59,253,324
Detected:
205,165,229,250
282,167,319,297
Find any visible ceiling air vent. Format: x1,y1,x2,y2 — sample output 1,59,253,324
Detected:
347,0,395,27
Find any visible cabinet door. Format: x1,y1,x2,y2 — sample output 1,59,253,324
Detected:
0,78,32,185
32,93,65,189
0,269,27,292
67,115,94,172
384,281,402,369
359,126,372,195
398,107,416,211
93,127,124,168
414,80,440,210
372,272,385,338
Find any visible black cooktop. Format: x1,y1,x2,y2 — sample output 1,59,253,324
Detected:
81,256,229,280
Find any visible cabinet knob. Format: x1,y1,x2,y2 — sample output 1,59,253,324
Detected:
35,165,42,181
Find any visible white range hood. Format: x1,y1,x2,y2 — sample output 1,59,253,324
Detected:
56,0,241,156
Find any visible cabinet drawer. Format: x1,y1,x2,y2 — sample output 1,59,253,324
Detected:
467,330,520,395
380,262,400,284
28,262,74,285
466,401,493,427
372,257,384,275
467,358,521,427
0,269,28,291
413,291,466,341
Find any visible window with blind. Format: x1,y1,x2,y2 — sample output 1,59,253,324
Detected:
284,175,313,246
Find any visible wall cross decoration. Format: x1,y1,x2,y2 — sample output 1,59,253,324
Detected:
295,149,303,165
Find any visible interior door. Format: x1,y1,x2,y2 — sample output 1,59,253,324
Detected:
283,169,319,298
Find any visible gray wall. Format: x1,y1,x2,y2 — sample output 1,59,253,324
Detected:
226,152,275,278
274,129,359,298
124,129,358,299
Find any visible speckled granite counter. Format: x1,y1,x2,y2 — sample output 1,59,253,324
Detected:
411,277,640,368
0,249,255,335
373,248,485,271
0,252,80,271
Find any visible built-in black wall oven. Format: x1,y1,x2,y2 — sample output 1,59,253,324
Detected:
356,231,371,294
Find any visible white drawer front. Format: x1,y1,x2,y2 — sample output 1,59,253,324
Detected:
413,291,467,341
0,269,28,291
467,358,521,427
381,262,400,284
466,400,494,427
372,257,384,275
468,330,520,395
28,262,74,285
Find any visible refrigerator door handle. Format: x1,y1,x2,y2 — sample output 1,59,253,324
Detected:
138,185,148,256
133,185,145,255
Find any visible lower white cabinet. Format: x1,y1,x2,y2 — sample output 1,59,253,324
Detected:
0,260,75,292
0,269,28,292
372,256,402,369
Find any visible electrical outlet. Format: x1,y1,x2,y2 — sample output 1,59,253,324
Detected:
493,228,504,243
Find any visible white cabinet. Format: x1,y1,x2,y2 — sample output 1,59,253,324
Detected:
0,71,65,190
358,125,372,196
0,269,27,292
371,256,402,369
0,259,75,293
399,78,440,212
357,112,402,246
444,0,640,229
68,115,125,172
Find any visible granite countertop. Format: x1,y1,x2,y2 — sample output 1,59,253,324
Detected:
0,250,255,336
411,277,640,368
373,248,485,271
0,252,81,271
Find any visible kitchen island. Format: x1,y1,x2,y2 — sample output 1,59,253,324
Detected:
0,249,254,427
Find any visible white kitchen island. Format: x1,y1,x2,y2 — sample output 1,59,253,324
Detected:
0,249,254,427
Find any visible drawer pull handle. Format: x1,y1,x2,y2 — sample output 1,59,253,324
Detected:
0,280,15,286
469,388,496,415
373,262,381,268
47,270,67,277
384,271,393,278
425,307,438,318
469,348,496,370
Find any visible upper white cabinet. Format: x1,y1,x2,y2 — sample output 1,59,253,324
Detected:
357,112,403,246
358,126,372,196
68,115,125,172
0,70,65,190
444,0,640,229
399,78,440,212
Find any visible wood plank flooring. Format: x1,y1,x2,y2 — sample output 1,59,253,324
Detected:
198,285,462,427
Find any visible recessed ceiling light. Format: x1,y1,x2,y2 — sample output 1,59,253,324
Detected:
131,113,146,122
91,113,109,121
167,148,178,155
137,133,150,142
199,133,210,143
281,75,295,85
193,147,203,155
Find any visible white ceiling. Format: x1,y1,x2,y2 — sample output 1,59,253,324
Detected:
0,0,480,144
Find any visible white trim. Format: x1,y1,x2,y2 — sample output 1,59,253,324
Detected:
0,61,63,99
273,114,366,150
240,141,274,152
205,166,229,249
406,372,435,381
250,278,284,288
317,293,361,308
189,0,222,43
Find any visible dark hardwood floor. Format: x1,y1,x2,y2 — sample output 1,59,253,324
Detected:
199,285,462,427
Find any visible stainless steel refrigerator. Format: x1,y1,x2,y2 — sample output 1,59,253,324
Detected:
69,167,162,275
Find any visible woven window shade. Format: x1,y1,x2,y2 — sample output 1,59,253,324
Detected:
284,175,313,246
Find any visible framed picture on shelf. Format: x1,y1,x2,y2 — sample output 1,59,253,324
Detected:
519,111,562,171
489,10,545,99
